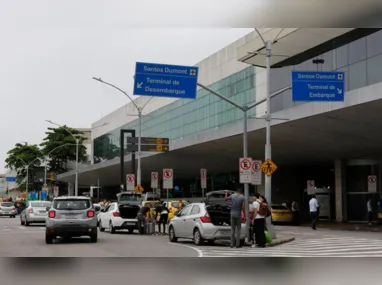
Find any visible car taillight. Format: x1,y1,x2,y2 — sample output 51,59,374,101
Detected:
48,211,56,218
87,210,95,218
200,216,211,223
112,212,120,217
29,208,33,213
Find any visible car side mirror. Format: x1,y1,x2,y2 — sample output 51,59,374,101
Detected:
45,207,50,211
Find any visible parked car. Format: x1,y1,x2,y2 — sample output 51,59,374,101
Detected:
98,192,142,234
20,200,52,226
0,202,17,218
45,196,97,244
270,204,293,224
168,190,247,246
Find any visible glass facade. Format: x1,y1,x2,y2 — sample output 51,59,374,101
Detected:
94,30,382,163
94,66,257,162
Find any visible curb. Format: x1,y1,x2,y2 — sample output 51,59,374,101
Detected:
328,228,382,233
266,237,295,247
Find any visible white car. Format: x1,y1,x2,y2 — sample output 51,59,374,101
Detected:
20,200,52,225
98,192,141,234
168,190,247,246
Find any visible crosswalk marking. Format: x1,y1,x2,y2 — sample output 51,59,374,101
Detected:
198,236,382,257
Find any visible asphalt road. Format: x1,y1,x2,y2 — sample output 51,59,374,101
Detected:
0,217,199,257
3,216,382,258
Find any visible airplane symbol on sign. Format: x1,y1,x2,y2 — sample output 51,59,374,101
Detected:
190,69,197,76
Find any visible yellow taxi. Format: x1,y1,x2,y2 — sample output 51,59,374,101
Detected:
270,204,293,224
164,200,189,220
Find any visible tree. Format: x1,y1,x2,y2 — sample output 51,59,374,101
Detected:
5,143,43,189
93,133,119,163
40,126,87,174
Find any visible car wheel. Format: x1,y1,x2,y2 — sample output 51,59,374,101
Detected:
20,218,24,226
128,228,134,234
45,233,54,244
90,233,98,243
193,228,204,246
169,226,178,242
109,221,115,234
99,221,105,232
25,220,30,226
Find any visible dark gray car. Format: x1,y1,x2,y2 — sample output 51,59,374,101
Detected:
45,196,97,244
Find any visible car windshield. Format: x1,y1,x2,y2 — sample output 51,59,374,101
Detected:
119,194,141,202
52,199,91,210
1,202,13,207
31,202,51,208
271,205,288,210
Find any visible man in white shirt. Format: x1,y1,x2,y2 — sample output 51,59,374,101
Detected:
309,195,319,230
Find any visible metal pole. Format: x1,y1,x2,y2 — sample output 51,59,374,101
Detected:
75,138,79,196
264,40,276,239
44,156,47,186
97,178,100,202
26,166,29,194
243,109,250,240
137,108,142,186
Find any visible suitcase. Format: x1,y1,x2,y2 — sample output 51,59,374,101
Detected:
146,222,154,235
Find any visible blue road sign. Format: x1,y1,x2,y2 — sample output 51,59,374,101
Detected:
5,177,16,182
133,62,198,99
292,71,345,101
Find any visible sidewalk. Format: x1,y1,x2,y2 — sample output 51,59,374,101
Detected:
302,221,382,232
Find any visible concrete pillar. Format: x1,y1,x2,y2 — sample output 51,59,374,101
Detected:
334,160,344,222
68,182,74,196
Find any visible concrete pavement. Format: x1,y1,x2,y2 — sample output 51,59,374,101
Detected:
0,217,199,257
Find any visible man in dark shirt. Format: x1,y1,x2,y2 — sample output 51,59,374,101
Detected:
225,189,246,248
138,203,152,235
155,203,170,235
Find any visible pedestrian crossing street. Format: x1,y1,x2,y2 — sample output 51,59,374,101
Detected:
199,235,382,257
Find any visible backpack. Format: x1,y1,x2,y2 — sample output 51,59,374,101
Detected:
257,201,269,216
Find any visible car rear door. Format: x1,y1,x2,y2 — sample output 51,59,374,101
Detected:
175,205,192,237
183,205,202,238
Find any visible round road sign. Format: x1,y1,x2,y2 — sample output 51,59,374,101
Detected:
240,158,251,171
201,169,207,179
163,169,173,179
252,161,261,172
127,175,135,183
369,176,376,184
307,180,315,188
151,172,158,180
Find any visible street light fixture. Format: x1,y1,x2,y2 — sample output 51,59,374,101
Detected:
92,77,153,188
45,120,80,196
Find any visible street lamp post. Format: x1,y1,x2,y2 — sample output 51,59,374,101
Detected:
45,120,80,196
92,77,153,188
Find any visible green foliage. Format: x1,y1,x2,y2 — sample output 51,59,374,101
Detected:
5,143,43,189
93,134,119,163
40,126,87,174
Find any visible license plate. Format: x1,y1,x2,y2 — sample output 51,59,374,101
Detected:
64,215,78,219
125,223,135,226
39,211,46,214
220,230,230,235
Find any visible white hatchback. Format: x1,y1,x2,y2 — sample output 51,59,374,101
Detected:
168,200,247,246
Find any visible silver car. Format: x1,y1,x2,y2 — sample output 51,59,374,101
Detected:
0,202,17,218
45,196,98,244
20,201,52,226
168,192,247,246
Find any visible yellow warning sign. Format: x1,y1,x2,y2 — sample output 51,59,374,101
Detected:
134,184,144,193
261,159,278,176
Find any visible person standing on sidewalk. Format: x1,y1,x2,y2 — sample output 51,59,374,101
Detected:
225,189,246,248
309,195,319,230
251,193,266,248
367,197,373,226
291,200,299,225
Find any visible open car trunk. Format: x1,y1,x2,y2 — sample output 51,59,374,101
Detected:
116,192,142,219
205,190,235,226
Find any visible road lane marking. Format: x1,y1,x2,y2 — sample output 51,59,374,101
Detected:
167,242,203,257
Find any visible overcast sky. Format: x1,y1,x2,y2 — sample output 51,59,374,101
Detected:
0,0,253,173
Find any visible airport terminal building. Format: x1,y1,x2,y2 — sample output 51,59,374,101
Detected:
58,28,382,223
